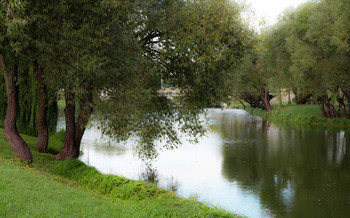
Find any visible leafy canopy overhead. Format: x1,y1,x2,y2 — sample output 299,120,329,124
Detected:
1,0,250,159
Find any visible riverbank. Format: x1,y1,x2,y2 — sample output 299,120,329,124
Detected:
0,129,237,217
241,104,350,129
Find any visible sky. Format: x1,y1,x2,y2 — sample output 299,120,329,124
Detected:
245,0,309,27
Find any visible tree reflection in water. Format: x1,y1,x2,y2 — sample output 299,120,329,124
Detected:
139,162,159,184
209,111,350,217
139,162,180,192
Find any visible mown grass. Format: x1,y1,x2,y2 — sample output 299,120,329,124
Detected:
0,160,135,217
245,104,350,129
0,129,238,217
57,99,65,116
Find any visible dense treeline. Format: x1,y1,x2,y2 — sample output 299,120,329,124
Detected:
234,0,350,118
0,0,249,162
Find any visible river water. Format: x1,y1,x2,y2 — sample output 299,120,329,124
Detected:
58,109,350,217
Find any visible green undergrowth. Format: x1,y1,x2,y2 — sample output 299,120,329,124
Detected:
0,129,238,217
245,104,350,129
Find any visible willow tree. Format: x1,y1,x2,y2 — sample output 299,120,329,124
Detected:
0,0,59,158
255,0,350,118
1,0,249,162
319,0,350,118
233,32,274,111
286,1,350,118
0,0,33,162
260,17,293,108
25,0,62,152
50,0,250,160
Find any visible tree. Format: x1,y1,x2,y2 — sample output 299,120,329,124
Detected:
260,16,294,108
0,0,249,161
0,0,33,162
233,33,273,111
287,1,350,118
254,0,350,118
91,0,250,160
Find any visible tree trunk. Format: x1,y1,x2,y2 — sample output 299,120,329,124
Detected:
55,90,79,160
238,100,246,109
319,95,339,118
75,89,93,147
337,96,349,119
288,88,291,105
325,96,339,118
319,96,329,118
279,88,284,109
34,63,49,153
55,88,93,160
1,55,33,163
261,90,272,112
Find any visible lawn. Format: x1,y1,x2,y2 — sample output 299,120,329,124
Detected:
0,129,237,217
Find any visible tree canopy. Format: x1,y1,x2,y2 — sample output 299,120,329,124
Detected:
235,0,350,118
0,0,250,162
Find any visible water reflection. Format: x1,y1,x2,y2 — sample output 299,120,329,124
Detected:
64,109,350,218
139,162,159,184
210,111,350,217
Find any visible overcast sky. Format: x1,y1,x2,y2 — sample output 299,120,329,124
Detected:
245,0,309,27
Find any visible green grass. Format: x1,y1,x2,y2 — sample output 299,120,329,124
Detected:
57,99,65,116
0,160,134,217
245,104,350,129
0,129,238,217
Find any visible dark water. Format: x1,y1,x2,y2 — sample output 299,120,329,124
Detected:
59,109,350,217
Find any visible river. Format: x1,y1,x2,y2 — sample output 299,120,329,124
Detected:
58,109,350,217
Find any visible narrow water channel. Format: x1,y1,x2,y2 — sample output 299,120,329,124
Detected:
58,109,350,217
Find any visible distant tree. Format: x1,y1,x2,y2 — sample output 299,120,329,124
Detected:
288,1,350,118
256,0,350,118
260,18,294,108
233,34,273,111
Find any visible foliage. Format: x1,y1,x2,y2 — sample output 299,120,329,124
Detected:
0,70,57,136
0,0,250,160
76,0,251,159
232,33,273,110
239,0,350,118
0,0,58,136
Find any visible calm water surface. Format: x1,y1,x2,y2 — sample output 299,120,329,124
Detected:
59,109,350,217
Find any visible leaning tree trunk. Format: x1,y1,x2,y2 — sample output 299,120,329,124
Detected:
34,63,49,153
55,88,94,160
319,96,328,118
238,100,246,109
55,90,78,160
0,55,33,163
319,95,339,118
261,90,272,112
75,89,93,147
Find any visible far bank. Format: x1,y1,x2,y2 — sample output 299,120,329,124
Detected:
238,104,350,129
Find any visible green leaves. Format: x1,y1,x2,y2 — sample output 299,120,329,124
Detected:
238,0,350,117
1,0,251,159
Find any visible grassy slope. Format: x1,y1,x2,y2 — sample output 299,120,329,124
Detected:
0,129,236,217
244,103,350,129
0,160,134,217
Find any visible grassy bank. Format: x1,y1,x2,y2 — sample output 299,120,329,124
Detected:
243,104,350,129
0,129,237,217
